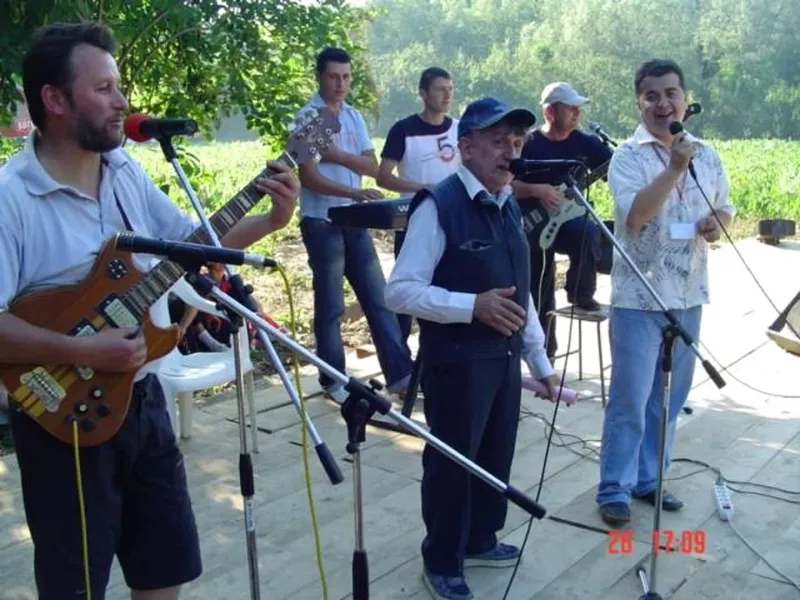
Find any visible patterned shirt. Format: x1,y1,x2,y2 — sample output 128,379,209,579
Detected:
608,124,735,311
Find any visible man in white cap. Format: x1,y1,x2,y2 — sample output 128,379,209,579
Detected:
511,82,613,361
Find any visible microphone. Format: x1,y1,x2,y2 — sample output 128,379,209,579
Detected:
685,102,702,119
510,158,587,177
116,234,277,269
124,113,198,142
588,121,617,147
668,121,697,180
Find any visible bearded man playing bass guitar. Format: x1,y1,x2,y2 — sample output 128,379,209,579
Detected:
0,22,299,600
511,82,612,362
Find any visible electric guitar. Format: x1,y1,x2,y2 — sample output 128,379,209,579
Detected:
520,161,609,250
0,107,340,447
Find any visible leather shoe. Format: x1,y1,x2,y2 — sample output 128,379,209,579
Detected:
633,490,684,511
599,502,630,527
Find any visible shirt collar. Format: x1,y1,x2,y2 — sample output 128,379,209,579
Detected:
632,123,706,148
456,164,513,207
309,92,353,113
17,131,129,197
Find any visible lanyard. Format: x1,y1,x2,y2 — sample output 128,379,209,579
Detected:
651,144,689,204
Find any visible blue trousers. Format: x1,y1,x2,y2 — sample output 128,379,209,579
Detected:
597,306,702,505
300,217,413,390
420,356,521,576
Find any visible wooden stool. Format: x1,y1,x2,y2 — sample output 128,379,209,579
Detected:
548,304,610,406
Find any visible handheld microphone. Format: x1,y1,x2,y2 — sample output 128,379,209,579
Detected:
116,234,277,269
510,158,587,177
668,121,697,180
124,113,198,142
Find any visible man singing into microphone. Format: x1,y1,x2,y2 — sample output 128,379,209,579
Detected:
0,22,300,599
596,59,735,526
386,97,558,600
511,82,612,362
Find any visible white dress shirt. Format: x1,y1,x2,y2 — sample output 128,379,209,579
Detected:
385,165,555,379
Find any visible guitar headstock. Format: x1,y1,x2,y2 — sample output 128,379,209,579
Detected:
286,106,341,166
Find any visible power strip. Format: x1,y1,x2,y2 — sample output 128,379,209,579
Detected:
714,479,734,521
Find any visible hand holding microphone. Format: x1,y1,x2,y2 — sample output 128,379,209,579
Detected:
668,121,696,178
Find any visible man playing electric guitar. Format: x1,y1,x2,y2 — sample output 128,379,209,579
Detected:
0,22,299,600
511,82,612,361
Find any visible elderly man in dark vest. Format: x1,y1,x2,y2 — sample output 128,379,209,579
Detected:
386,96,560,600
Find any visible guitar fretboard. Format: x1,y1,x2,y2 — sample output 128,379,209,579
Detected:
119,151,291,318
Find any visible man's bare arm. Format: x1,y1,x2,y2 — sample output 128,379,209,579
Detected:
376,158,424,194
323,148,379,178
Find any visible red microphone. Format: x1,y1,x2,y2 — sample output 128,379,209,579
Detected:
124,113,198,142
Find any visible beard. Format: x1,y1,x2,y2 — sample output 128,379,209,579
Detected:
73,110,123,153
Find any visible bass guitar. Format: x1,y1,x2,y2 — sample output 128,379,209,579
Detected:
0,107,339,447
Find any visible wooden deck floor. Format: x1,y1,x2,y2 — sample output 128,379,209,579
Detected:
2,239,799,600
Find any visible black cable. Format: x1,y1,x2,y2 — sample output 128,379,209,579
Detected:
502,179,594,599
691,164,799,341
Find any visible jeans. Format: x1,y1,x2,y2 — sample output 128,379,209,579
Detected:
596,306,702,506
300,217,413,390
529,216,601,357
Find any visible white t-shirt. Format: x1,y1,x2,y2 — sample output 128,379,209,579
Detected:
381,114,460,186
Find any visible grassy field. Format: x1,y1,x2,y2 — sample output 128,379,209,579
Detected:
126,137,799,353
130,137,800,224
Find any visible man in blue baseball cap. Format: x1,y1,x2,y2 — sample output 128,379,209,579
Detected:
386,96,560,600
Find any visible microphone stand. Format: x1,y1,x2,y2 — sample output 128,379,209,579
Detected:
151,135,344,600
175,273,550,600
562,175,726,600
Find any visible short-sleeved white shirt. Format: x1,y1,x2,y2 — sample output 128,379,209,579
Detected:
608,124,735,311
0,134,196,311
297,93,374,220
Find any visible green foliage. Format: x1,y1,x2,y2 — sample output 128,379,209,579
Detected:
127,139,800,232
365,0,800,140
0,0,377,141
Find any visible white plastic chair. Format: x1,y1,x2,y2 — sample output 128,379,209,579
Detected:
151,276,259,452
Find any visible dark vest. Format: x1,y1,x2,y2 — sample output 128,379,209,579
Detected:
408,173,531,365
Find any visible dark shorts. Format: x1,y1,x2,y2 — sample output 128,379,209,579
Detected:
10,374,202,599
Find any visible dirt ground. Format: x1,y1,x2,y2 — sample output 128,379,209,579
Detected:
241,228,569,377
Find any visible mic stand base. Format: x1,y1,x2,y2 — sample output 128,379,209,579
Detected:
187,271,261,600
635,325,678,600
341,389,386,600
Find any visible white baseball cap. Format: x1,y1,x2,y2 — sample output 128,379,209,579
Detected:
540,82,589,106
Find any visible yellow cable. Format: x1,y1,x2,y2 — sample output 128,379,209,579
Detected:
72,421,92,600
273,264,329,600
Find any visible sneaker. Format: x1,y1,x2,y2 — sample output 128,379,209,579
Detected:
324,385,348,403
599,502,631,527
421,570,473,600
464,542,520,568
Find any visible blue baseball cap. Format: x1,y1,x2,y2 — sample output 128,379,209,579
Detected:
457,96,537,139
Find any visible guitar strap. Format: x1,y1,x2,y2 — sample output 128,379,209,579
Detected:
113,189,135,232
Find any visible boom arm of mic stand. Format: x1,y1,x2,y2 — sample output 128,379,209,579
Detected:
562,176,725,389
156,135,343,486
202,284,549,520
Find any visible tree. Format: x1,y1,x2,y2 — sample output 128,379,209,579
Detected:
0,0,377,142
